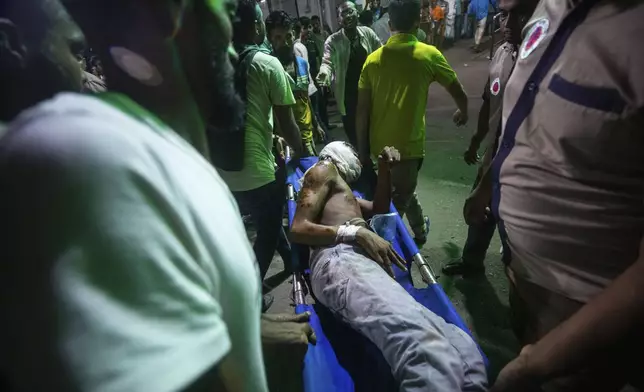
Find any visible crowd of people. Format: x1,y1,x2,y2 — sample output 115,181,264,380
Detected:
0,0,642,391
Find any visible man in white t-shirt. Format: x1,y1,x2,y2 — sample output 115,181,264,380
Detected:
0,1,314,391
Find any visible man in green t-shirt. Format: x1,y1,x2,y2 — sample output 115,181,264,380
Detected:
356,0,468,244
266,11,323,157
218,0,303,310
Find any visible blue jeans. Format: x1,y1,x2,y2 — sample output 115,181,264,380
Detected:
310,244,488,391
234,179,290,281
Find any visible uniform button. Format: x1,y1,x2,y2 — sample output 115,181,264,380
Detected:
502,140,511,148
527,81,537,92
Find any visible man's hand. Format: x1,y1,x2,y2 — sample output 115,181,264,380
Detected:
463,188,490,226
315,124,326,143
355,228,407,276
316,71,330,87
261,312,317,346
491,345,542,392
377,146,401,167
463,140,480,165
262,312,316,392
453,108,468,127
273,135,287,160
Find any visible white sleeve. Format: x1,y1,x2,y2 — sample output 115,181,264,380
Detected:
0,113,232,392
294,42,309,63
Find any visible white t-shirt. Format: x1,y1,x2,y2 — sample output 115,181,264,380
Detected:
0,93,267,392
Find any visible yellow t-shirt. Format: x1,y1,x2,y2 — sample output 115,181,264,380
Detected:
358,33,457,159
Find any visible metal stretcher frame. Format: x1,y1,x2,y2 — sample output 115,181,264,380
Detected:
285,155,488,392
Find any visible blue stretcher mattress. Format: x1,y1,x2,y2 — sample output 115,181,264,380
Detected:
286,156,487,392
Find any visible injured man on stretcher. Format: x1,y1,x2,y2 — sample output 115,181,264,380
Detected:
290,142,488,392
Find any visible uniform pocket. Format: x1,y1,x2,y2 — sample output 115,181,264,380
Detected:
548,73,626,114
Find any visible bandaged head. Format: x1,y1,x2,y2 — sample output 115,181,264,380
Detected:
319,141,362,184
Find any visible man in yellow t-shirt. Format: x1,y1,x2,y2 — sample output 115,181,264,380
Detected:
356,0,468,244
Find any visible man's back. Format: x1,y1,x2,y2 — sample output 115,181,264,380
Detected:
0,93,267,392
359,33,457,159
218,52,295,192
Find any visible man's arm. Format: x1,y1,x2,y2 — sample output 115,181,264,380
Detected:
290,161,339,246
368,26,384,48
445,79,468,115
317,36,335,85
465,79,491,164
430,50,468,118
493,239,644,391
268,57,303,155
273,106,303,156
370,148,399,215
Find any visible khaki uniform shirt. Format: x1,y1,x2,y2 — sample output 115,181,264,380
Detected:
493,0,644,303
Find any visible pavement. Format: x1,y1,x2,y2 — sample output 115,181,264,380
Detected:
257,38,519,382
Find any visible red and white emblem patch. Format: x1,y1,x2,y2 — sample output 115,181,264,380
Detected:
520,18,549,60
490,77,501,96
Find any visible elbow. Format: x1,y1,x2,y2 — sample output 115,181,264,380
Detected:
289,221,304,243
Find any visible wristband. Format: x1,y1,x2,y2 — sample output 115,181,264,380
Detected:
336,225,360,243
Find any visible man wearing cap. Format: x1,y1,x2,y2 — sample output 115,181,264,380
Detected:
466,0,644,390
443,0,538,277
316,1,381,147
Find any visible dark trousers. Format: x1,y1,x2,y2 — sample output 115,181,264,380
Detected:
462,168,508,266
234,178,290,282
342,111,358,148
316,86,330,128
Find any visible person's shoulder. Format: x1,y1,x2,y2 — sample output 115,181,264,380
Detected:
358,25,378,38
303,160,339,185
1,93,160,176
251,51,285,73
416,43,446,61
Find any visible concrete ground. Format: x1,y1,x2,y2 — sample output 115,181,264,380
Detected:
260,38,519,382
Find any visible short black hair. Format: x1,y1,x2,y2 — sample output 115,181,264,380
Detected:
359,10,373,26
300,16,311,28
233,0,259,45
293,19,302,36
265,10,292,34
388,0,421,32
311,15,320,21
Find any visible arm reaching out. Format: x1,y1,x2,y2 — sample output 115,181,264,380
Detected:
317,37,335,86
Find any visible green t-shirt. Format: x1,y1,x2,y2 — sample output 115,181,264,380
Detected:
218,52,296,191
359,33,457,159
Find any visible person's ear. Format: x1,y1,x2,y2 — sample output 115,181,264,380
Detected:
0,18,27,70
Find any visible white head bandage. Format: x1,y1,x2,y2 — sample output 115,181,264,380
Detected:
318,141,362,184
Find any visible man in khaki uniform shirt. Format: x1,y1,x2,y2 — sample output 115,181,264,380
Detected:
477,0,644,391
444,0,537,277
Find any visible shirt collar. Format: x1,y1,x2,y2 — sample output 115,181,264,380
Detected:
386,33,418,45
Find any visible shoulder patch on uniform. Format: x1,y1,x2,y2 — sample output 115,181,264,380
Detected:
491,77,501,96
520,18,549,60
